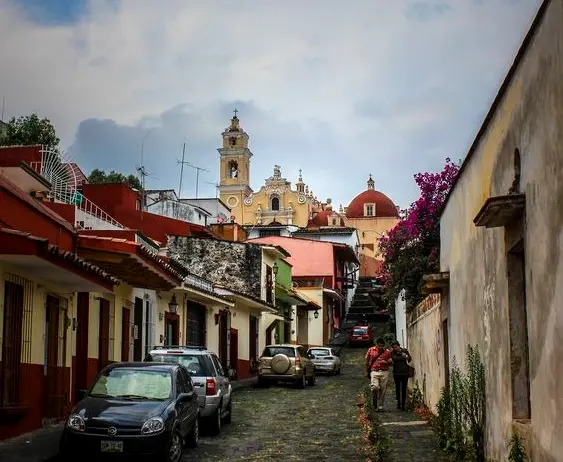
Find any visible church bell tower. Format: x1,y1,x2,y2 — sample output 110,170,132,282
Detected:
218,110,253,221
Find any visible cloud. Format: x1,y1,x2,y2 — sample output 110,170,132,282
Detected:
0,0,541,209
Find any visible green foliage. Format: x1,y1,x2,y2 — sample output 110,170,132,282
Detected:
359,387,389,461
0,114,60,151
88,168,142,190
435,345,486,462
508,434,527,462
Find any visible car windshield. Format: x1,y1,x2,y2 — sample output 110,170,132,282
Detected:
90,368,172,400
151,353,207,376
261,347,295,357
309,349,331,357
353,328,368,335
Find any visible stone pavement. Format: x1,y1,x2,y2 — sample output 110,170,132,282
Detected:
377,386,448,462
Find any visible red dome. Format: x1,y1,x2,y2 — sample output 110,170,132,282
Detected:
307,210,345,227
346,190,399,219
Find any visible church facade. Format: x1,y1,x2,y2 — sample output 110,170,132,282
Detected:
218,113,321,228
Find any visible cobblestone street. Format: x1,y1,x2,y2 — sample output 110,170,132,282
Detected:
186,348,366,462
185,346,447,462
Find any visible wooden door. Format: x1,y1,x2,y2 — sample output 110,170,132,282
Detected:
121,307,131,361
1,281,24,406
75,293,89,398
98,298,110,371
218,312,230,370
249,316,258,362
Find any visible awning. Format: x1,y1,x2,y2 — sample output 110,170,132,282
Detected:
323,288,345,302
275,285,309,306
294,291,323,312
77,235,184,291
0,228,118,292
213,287,277,314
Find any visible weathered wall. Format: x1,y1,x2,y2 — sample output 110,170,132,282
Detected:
394,289,407,348
406,294,445,413
167,236,263,299
439,2,563,460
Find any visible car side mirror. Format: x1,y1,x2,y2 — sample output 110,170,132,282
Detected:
77,389,88,401
178,392,195,403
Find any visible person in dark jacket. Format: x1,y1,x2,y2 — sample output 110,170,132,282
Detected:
391,341,411,410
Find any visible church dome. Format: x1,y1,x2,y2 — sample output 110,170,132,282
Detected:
346,175,399,219
308,210,345,227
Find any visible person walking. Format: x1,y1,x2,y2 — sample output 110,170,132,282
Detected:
364,338,392,412
391,341,412,410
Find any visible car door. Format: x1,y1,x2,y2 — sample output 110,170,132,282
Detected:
210,354,231,411
175,369,190,436
179,367,198,430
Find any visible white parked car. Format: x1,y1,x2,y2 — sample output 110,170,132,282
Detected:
307,347,342,375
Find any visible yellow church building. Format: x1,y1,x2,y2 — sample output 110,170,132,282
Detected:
218,112,321,227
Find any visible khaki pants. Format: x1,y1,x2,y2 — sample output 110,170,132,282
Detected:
370,370,390,408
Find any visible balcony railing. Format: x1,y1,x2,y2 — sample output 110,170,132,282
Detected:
184,273,214,293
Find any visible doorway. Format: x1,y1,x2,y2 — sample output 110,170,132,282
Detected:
1,280,24,407
44,295,67,421
74,293,89,398
165,312,180,346
98,298,110,372
133,297,143,361
121,306,131,361
229,328,238,379
218,311,230,370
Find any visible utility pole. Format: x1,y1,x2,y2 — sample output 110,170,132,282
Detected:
178,143,187,198
139,127,156,212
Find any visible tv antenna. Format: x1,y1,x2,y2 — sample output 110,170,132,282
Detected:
204,181,220,199
177,153,209,199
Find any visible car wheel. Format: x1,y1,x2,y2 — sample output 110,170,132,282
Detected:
336,366,341,375
222,400,232,424
186,416,199,448
166,430,183,462
307,370,316,386
207,404,222,436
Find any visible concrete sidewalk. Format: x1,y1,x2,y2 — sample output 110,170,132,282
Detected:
0,377,258,462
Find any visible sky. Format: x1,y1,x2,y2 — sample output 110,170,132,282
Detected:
0,0,541,209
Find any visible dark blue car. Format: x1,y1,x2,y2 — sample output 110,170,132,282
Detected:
59,362,199,461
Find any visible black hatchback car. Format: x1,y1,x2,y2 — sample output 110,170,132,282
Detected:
59,362,199,461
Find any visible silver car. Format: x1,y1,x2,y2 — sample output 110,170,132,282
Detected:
308,347,342,375
147,346,232,435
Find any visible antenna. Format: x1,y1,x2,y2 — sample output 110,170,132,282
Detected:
1,94,5,121
177,160,210,199
178,143,187,198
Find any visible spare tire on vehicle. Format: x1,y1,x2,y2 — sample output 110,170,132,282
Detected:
270,354,291,374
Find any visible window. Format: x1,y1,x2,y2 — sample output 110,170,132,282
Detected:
259,229,281,237
91,368,172,400
365,204,375,216
151,353,207,377
211,354,226,377
271,196,280,211
228,160,238,178
261,346,295,358
179,368,194,392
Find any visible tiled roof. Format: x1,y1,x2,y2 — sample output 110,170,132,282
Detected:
0,228,118,285
292,227,357,234
77,234,185,282
0,173,74,232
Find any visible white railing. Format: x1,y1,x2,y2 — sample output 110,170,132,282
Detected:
75,196,124,230
184,273,214,293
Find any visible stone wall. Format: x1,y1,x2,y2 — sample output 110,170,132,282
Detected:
167,236,262,299
406,294,446,413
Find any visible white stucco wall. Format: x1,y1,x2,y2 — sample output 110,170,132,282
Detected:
394,289,407,348
439,2,563,460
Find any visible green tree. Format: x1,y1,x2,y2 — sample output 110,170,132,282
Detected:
0,114,60,151
88,169,142,190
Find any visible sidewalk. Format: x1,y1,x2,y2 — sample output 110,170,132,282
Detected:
0,377,257,462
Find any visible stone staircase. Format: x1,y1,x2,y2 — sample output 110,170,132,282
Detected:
343,277,390,328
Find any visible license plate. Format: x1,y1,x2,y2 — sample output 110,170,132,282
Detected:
101,440,123,453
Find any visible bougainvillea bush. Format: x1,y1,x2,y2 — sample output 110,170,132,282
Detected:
377,158,460,311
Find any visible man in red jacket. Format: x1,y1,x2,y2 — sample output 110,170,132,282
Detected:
364,338,392,411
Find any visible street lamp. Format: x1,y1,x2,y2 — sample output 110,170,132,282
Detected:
168,294,179,313
314,310,319,319
273,262,279,275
